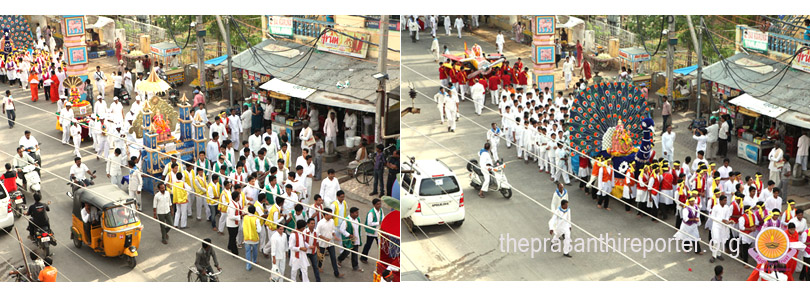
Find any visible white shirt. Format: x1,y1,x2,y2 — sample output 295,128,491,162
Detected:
315,218,336,244
3,96,14,110
719,122,730,140
496,34,504,45
323,117,338,139
19,136,39,150
109,101,124,121
717,166,732,179
344,113,357,132
227,115,243,135
339,217,361,245
764,195,782,213
320,177,341,207
454,17,464,29
153,191,172,214
798,135,810,157
113,74,123,89
471,82,486,99
210,122,227,140
705,124,719,143
106,153,125,177
692,134,707,152
270,231,288,259
768,148,784,171
69,163,90,181
661,131,675,154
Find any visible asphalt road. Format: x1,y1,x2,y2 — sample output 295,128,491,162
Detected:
400,30,755,281
0,60,377,282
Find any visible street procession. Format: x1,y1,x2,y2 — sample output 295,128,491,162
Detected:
401,15,810,281
0,14,401,283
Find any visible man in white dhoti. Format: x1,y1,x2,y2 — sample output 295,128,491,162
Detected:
70,121,82,158
563,57,574,89
709,195,732,263
478,143,493,198
227,109,243,150
430,15,438,37
549,200,572,257
471,79,486,115
430,35,441,62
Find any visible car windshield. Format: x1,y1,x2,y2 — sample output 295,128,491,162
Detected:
104,204,139,228
419,176,460,196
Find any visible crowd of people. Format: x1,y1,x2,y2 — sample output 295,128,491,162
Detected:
2,36,398,281
429,33,810,280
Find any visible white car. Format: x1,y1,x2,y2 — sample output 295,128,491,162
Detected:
402,159,465,229
0,183,13,231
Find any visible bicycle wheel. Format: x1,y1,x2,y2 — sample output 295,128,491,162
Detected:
356,161,374,185
188,270,200,282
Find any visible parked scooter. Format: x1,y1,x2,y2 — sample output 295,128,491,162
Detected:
467,159,513,198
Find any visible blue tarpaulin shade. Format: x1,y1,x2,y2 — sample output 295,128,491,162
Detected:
205,55,228,66
674,65,698,75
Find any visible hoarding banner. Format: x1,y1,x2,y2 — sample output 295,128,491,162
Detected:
267,16,294,37
742,28,768,52
317,30,370,58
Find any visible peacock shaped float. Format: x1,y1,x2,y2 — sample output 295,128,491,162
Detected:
567,81,655,185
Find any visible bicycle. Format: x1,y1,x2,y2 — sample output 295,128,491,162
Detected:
354,144,396,185
187,266,222,282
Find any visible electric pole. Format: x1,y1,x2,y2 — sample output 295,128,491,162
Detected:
697,16,704,119
666,16,675,106
196,15,206,98
225,17,233,106
375,15,389,145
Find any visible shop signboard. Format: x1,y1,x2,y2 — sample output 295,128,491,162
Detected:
737,141,760,164
742,28,768,52
792,48,810,74
317,30,370,58
365,19,400,31
267,16,293,37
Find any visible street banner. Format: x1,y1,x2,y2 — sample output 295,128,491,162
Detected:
317,30,370,58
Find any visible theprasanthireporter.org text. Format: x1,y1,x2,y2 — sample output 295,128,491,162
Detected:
499,233,743,258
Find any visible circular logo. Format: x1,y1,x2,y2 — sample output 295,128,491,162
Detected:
755,228,789,261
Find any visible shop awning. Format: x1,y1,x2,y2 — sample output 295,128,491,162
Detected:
729,93,788,118
205,55,228,66
556,16,584,29
259,78,316,99
674,65,698,76
306,91,376,113
777,110,810,129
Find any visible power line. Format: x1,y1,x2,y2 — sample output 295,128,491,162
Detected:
402,121,669,280
402,64,810,270
0,226,74,282
0,147,295,282
4,98,397,241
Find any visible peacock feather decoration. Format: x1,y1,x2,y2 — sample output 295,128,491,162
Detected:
567,81,651,155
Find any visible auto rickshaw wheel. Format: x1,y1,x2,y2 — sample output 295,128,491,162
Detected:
126,256,137,268
71,232,82,249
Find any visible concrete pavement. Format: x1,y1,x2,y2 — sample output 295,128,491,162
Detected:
401,30,763,281
0,57,381,282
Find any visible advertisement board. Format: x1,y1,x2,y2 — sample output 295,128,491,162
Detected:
267,16,294,37
317,30,370,58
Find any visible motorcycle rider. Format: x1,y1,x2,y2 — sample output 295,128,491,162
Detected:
69,157,95,187
12,145,38,189
478,142,494,198
18,130,40,164
24,193,51,240
195,238,221,282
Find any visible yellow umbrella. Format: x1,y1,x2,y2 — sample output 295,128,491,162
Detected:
135,68,171,93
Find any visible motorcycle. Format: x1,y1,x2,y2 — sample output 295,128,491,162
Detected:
168,85,179,106
120,89,131,106
16,164,42,199
467,158,513,199
9,191,25,218
66,170,97,197
33,227,56,258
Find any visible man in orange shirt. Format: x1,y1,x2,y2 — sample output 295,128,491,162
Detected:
38,257,57,282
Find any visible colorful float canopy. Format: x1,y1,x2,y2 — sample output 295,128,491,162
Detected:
135,68,171,93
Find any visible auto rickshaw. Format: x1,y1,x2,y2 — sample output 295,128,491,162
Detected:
68,183,142,268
